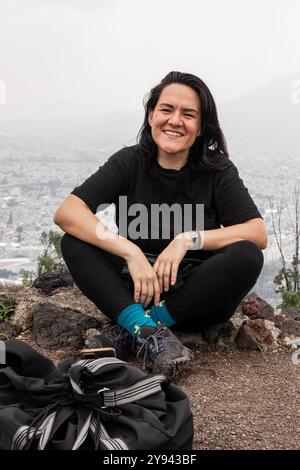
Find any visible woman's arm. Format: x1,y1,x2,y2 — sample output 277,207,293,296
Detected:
154,218,267,292
54,194,161,306
53,194,140,261
200,218,268,251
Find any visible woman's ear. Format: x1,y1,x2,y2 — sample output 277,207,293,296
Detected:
148,109,153,126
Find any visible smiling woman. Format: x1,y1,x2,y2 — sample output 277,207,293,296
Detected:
137,71,229,174
55,70,267,380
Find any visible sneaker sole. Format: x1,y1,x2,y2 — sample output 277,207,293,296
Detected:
150,351,193,380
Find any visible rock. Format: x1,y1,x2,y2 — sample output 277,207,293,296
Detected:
10,287,41,333
32,271,74,295
231,311,247,330
176,330,207,347
84,335,112,349
10,285,107,334
84,327,114,349
241,293,275,321
264,320,281,343
274,311,300,339
84,328,102,342
0,322,16,340
202,320,238,347
33,303,101,350
281,307,300,321
236,319,279,351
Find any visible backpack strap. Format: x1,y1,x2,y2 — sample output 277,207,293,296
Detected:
102,374,166,407
90,415,129,450
69,357,167,407
72,411,93,450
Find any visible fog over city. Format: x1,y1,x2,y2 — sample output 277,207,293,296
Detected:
0,0,300,305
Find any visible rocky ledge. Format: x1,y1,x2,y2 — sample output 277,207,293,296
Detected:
0,271,299,357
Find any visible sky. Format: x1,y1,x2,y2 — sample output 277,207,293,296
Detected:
0,0,300,118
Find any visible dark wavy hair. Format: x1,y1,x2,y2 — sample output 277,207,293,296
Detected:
136,71,229,172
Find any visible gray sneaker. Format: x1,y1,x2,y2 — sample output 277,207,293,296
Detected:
136,325,193,380
86,323,136,362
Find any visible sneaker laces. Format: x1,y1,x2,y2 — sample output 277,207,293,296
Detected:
136,326,193,371
136,327,173,369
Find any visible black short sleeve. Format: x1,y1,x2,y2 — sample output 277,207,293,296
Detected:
70,148,128,214
213,161,263,227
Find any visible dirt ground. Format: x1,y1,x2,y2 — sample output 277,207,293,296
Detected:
16,331,300,450
178,346,300,450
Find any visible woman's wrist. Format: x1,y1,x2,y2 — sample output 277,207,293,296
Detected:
122,240,144,263
117,237,143,262
175,230,204,250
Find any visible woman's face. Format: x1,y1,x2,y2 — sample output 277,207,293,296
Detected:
148,83,201,160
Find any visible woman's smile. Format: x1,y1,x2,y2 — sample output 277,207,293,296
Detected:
163,130,184,139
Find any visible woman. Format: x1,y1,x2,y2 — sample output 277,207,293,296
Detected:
54,71,267,380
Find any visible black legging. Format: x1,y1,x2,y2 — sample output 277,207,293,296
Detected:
60,234,264,329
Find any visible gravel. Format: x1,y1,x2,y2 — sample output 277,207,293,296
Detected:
177,347,300,450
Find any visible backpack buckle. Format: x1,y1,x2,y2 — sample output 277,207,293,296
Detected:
97,387,110,408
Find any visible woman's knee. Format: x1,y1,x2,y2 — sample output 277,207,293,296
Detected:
60,233,123,274
230,240,264,277
60,233,89,261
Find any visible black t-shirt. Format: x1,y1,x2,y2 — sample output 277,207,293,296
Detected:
70,144,263,260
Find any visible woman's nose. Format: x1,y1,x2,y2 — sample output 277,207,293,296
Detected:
168,112,182,126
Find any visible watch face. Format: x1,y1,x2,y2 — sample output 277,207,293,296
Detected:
186,230,201,250
188,231,200,250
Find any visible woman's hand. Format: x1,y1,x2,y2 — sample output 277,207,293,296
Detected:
153,235,190,292
126,250,161,307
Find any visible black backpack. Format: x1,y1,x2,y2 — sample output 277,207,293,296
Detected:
0,340,193,450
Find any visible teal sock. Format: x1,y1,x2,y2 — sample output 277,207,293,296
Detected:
148,300,176,327
117,303,157,338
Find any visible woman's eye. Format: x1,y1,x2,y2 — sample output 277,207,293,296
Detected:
160,109,194,118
